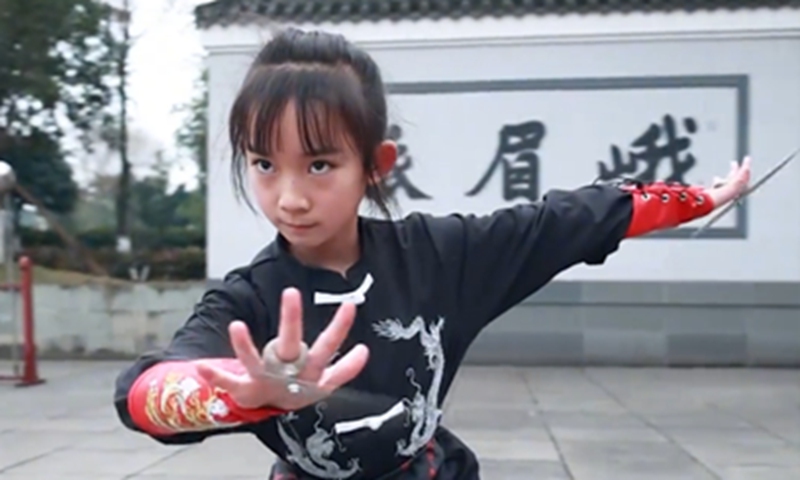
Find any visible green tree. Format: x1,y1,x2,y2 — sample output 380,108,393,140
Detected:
101,0,134,239
0,0,117,213
175,68,208,192
1,131,79,214
70,173,117,231
175,187,205,230
173,68,207,232
130,152,190,233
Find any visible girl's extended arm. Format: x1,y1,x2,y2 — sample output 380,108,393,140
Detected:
413,177,734,345
124,357,285,438
114,275,284,444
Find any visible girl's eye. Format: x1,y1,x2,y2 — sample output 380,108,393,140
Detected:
310,160,332,174
254,159,272,173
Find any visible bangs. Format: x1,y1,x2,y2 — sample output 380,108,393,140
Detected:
229,64,371,159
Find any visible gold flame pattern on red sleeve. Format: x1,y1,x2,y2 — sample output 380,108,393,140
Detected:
143,370,244,432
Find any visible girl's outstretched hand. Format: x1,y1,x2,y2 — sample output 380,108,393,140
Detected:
194,287,369,411
704,156,752,207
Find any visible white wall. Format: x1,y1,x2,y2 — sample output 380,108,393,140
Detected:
201,10,800,282
204,52,277,278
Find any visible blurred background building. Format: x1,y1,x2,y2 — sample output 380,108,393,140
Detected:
1,0,799,367
196,0,800,366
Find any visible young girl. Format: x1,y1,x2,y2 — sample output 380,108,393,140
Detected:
114,28,751,480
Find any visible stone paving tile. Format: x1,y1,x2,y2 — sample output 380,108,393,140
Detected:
454,428,561,462
559,440,720,480
0,448,177,477
478,460,570,479
712,465,800,480
1,362,799,480
134,435,275,478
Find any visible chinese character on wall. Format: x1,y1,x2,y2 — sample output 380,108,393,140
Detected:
465,120,546,202
597,114,699,184
385,124,432,200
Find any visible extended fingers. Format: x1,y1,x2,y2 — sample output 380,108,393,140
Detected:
317,344,370,392
228,321,264,375
728,160,738,179
274,288,305,362
196,361,246,394
739,156,752,182
305,302,357,375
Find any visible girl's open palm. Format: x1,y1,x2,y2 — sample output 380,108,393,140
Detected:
195,288,369,411
705,156,752,207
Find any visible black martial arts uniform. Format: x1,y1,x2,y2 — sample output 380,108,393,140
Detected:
115,181,711,479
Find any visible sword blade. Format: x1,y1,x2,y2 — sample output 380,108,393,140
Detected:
691,148,800,238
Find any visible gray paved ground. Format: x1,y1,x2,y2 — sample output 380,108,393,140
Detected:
0,361,798,479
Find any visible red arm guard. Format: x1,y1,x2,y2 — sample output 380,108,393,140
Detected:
621,181,715,238
127,359,285,436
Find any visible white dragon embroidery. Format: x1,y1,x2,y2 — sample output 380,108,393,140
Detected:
277,403,361,479
372,316,446,457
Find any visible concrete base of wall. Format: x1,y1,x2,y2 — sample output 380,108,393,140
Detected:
465,281,800,367
0,282,206,362
0,280,797,366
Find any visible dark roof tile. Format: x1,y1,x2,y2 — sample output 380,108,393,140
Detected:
195,0,800,29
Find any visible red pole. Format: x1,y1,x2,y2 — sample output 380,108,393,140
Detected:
17,256,44,387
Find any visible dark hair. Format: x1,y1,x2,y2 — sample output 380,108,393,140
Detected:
228,28,394,218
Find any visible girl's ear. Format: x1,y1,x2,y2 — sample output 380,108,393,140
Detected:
372,141,397,181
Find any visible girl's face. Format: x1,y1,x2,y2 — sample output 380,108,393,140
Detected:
245,101,394,265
